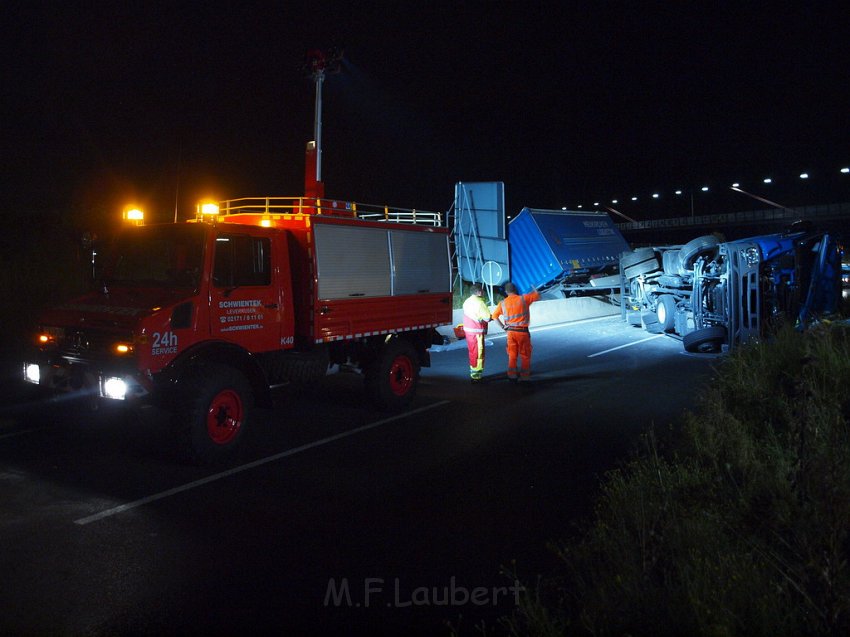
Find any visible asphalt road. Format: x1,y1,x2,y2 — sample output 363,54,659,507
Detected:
0,316,717,636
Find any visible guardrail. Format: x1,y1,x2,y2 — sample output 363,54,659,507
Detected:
215,197,443,226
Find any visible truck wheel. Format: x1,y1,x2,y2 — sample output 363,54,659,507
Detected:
661,249,681,275
366,339,420,411
683,326,727,353
622,248,660,279
621,247,656,269
679,235,720,272
655,295,676,332
174,363,253,465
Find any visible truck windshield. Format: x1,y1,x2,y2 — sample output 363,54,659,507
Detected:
103,224,206,288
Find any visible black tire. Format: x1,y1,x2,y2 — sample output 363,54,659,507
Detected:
661,249,681,275
679,235,720,272
365,338,420,411
173,363,253,465
622,248,661,279
655,295,676,332
683,326,727,353
620,247,656,269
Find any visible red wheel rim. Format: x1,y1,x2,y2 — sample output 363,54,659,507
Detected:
388,355,414,397
206,389,243,445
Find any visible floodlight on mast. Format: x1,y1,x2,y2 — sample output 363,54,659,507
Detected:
303,48,343,191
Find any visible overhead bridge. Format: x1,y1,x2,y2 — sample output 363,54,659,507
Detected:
618,201,850,244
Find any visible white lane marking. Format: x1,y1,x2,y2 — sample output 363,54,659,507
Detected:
74,400,451,526
533,315,617,333
488,315,618,340
587,333,665,358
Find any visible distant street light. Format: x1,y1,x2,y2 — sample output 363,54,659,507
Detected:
577,163,849,221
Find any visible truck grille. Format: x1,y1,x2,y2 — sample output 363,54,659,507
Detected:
58,329,126,358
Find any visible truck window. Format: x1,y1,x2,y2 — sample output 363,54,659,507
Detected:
213,235,271,288
106,224,205,288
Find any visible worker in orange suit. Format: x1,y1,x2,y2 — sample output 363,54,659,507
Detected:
491,281,540,383
462,283,492,383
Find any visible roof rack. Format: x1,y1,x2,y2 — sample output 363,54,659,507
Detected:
212,197,443,226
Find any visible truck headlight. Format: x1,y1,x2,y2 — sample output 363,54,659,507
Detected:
102,377,128,400
743,246,760,266
24,363,40,384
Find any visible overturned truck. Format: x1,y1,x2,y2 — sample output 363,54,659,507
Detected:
508,208,630,295
621,223,842,352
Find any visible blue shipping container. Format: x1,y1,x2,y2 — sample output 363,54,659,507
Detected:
508,208,630,293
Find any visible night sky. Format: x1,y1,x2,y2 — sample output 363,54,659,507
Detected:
2,3,849,228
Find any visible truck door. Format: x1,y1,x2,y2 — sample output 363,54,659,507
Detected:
209,231,282,352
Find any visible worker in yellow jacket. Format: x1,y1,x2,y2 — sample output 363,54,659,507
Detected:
492,281,540,382
462,283,492,383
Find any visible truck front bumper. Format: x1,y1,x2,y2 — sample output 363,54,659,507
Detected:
23,358,150,402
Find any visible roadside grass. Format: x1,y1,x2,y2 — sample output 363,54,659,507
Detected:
500,322,850,636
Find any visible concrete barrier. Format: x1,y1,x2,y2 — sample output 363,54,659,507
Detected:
437,294,620,339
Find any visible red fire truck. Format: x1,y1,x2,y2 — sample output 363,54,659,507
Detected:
23,197,452,463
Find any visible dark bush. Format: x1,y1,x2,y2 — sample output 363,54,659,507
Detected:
504,324,850,636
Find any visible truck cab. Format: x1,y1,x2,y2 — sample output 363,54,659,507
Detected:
23,198,452,464
621,226,842,352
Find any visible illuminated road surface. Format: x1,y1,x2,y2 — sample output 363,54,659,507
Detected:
0,316,716,635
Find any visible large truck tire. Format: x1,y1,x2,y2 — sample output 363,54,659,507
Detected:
662,249,681,275
683,326,727,353
621,247,655,269
365,338,420,411
655,295,677,332
173,363,253,465
622,247,661,279
679,235,720,273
